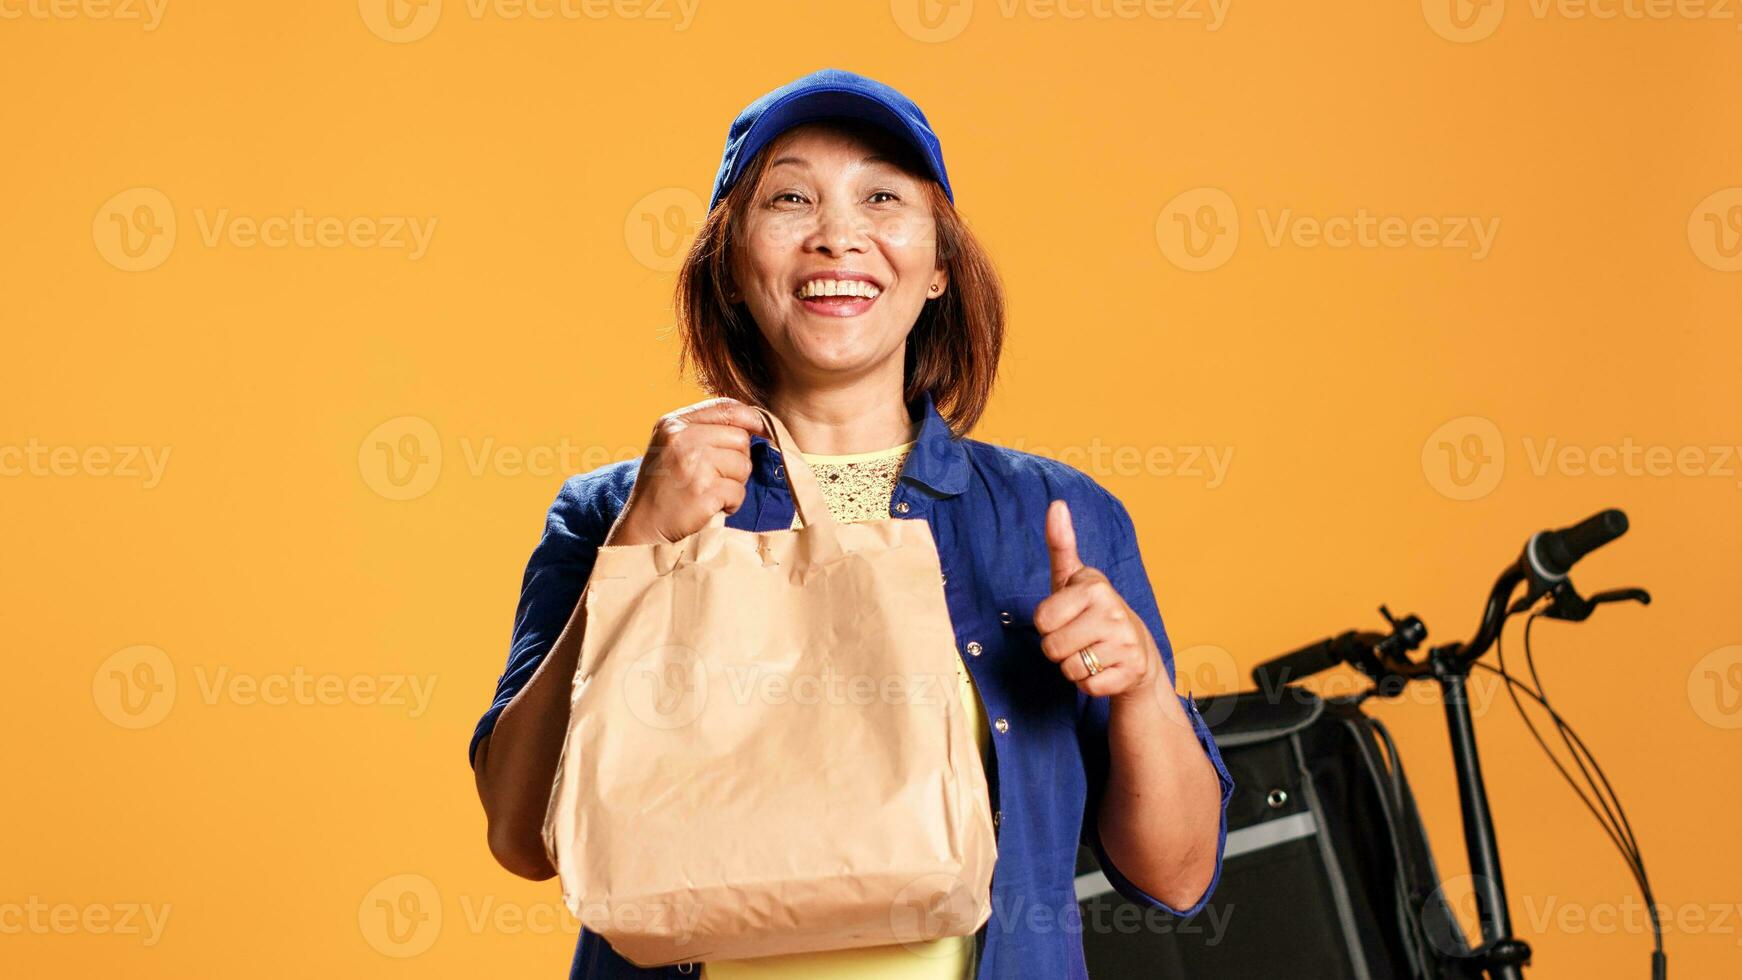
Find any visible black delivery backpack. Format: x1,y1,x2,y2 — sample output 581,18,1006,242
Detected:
1075,690,1477,979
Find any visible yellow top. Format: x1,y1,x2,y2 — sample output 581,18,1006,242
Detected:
701,432,990,980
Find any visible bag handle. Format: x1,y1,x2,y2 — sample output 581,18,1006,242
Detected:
705,405,834,531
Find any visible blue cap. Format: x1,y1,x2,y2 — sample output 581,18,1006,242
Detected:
708,68,952,213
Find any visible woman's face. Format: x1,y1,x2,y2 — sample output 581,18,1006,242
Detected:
728,123,947,389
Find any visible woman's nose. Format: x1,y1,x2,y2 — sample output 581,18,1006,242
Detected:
804,201,871,255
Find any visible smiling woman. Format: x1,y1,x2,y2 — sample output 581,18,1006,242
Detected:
468,68,1233,980
677,112,1004,432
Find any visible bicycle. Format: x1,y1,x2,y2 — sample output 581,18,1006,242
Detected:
1248,509,1662,979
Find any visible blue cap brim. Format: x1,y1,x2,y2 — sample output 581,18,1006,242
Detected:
709,85,953,212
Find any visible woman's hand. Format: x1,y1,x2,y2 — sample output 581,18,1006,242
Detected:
1032,499,1161,701
606,397,770,547
1037,497,1225,910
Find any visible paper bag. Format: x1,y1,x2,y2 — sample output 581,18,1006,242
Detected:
541,406,996,967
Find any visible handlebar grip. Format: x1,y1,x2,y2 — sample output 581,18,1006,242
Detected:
1535,508,1629,578
1251,637,1341,690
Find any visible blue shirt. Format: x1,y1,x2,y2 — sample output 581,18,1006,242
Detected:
469,390,1236,979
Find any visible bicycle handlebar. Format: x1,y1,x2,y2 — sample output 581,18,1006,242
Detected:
1249,632,1354,692
1459,508,1632,667
1530,509,1629,580
1251,508,1637,690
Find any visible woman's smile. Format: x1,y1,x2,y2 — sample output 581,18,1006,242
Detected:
794,271,884,318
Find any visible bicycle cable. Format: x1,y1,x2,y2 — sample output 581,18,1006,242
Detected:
1479,608,1665,978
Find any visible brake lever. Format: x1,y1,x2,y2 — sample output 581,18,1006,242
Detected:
1589,587,1651,608
1536,581,1652,622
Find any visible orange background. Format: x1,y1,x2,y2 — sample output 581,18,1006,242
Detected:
2,1,1739,976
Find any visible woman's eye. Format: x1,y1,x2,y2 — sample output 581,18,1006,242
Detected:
869,191,900,204
771,192,808,205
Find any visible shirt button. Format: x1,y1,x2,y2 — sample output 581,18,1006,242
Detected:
941,572,949,586
895,501,910,514
773,464,784,480
992,810,1002,828
998,610,1012,625
994,717,1009,734
965,640,982,657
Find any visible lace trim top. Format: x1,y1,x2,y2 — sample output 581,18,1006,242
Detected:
786,422,920,529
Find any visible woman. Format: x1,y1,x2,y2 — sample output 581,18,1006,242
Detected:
470,68,1234,980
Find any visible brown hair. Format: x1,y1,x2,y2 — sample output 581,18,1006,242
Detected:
675,120,1004,437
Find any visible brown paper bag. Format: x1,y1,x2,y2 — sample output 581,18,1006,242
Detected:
541,406,996,968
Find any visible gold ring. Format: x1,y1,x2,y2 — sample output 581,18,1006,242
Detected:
1078,647,1103,676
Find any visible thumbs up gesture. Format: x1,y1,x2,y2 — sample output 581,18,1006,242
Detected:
1033,499,1160,700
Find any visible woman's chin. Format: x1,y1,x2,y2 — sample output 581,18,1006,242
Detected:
783,339,891,378
783,328,879,367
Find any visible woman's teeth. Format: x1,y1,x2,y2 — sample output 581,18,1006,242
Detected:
797,279,881,299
